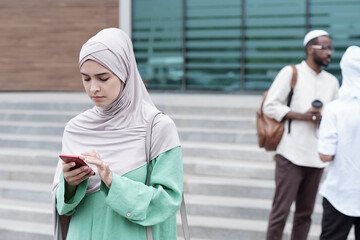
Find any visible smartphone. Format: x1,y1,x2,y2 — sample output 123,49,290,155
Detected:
59,155,90,170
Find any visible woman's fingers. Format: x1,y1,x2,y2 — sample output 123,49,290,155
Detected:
82,150,103,169
63,164,94,186
81,149,112,188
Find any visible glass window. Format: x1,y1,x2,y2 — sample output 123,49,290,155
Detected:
185,0,242,91
309,0,360,84
133,0,360,91
132,0,183,89
244,0,306,90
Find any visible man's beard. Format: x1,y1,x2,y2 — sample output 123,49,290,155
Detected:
313,52,331,67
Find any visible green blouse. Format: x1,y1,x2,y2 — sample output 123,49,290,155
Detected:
56,146,183,240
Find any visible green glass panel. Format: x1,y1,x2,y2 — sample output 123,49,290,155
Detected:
309,0,360,84
185,0,242,91
132,0,360,92
244,0,306,91
132,0,183,90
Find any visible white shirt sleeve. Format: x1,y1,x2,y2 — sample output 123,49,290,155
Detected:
318,104,338,155
263,65,293,122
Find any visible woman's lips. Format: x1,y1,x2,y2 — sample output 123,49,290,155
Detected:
91,96,105,101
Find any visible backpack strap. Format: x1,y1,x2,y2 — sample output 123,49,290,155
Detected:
287,65,298,134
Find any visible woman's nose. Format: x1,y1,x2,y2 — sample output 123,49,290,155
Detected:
90,81,100,93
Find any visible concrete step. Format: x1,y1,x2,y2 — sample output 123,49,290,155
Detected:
171,115,255,130
185,194,323,226
0,111,255,131
0,134,62,150
0,102,90,112
158,105,256,117
0,180,51,202
0,121,65,135
0,123,257,144
184,174,274,200
0,109,78,123
182,141,274,161
178,127,257,144
180,215,324,240
0,164,55,182
0,219,52,240
0,198,51,223
0,148,59,166
184,172,324,204
183,157,275,180
0,100,256,118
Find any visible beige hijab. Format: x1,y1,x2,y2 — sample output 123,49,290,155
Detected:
52,28,180,239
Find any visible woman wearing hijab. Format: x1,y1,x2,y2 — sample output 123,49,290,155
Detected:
318,46,360,239
52,28,183,240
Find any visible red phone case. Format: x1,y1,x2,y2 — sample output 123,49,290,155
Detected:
59,155,89,170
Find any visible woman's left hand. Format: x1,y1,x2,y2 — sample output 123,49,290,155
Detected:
82,148,113,188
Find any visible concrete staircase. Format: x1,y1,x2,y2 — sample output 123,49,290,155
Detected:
0,92,332,240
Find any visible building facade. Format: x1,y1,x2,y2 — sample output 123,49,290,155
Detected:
0,0,359,92
0,0,118,91
131,0,360,91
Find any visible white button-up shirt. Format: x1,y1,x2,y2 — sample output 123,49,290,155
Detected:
263,61,339,168
318,97,360,216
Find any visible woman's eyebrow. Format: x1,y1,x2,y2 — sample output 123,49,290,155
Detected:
80,72,109,77
95,72,110,77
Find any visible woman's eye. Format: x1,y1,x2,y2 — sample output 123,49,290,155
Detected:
83,78,91,82
99,78,109,81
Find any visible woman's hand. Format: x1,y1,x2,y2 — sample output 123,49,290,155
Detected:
82,149,113,188
62,159,95,202
62,159,94,187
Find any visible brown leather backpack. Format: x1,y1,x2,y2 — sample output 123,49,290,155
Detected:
256,65,297,151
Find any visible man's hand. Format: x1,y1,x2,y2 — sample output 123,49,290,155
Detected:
319,153,334,162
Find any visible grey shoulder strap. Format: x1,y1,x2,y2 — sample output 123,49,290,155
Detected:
145,111,190,240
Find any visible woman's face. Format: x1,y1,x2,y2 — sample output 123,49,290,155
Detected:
80,60,122,107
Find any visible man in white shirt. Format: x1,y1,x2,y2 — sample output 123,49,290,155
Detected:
263,30,339,240
318,46,360,240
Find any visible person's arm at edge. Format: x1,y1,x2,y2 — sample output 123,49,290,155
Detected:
318,103,338,163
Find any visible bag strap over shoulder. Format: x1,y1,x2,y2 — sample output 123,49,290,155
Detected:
259,65,297,119
145,111,190,240
145,111,163,185
287,65,297,133
287,65,297,105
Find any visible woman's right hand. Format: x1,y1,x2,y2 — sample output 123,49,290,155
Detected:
62,160,94,187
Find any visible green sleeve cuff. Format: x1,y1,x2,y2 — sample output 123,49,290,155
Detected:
105,173,153,220
56,173,89,215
